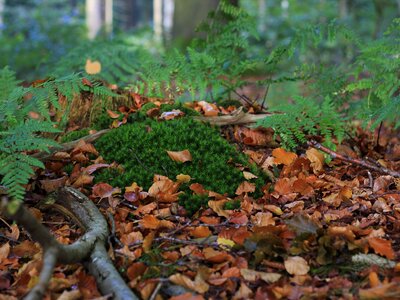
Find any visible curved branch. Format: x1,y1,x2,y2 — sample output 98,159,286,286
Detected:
1,187,138,300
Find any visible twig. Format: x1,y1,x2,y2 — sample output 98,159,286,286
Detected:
149,281,163,300
308,140,400,178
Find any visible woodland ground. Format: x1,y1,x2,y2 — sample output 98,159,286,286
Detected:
1,91,400,300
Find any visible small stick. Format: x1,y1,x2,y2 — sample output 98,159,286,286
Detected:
308,140,400,178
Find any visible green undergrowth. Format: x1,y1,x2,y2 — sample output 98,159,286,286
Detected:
94,117,267,213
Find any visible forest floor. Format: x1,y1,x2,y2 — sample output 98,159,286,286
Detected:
1,94,400,300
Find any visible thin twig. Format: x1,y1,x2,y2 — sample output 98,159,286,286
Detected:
308,140,400,178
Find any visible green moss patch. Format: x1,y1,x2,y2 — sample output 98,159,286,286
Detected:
94,118,267,212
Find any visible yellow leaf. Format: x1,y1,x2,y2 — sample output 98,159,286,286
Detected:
85,59,101,74
243,171,258,180
217,237,235,248
176,174,191,183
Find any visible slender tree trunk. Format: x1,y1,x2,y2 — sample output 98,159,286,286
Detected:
0,0,4,33
86,0,103,39
339,0,348,19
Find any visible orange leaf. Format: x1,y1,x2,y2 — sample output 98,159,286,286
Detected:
143,231,155,252
127,262,147,281
368,237,395,259
85,59,101,74
198,101,219,116
190,226,212,238
106,109,120,119
170,293,204,300
166,149,192,163
272,148,297,166
140,215,160,229
369,271,381,288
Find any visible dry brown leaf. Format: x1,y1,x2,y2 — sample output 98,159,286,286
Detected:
167,149,192,163
251,212,275,227
235,181,256,195
359,283,400,299
272,148,298,166
40,176,68,193
284,256,310,275
169,273,209,294
240,269,281,283
306,148,325,172
0,243,10,263
72,174,94,187
208,200,231,218
233,282,253,300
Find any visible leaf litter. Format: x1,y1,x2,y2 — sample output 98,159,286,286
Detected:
1,99,400,299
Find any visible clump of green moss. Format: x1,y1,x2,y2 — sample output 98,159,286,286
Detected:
94,118,267,212
224,199,241,210
178,193,210,216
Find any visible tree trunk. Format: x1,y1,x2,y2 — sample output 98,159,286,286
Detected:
86,0,103,39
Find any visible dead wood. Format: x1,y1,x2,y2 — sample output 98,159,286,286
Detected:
0,187,138,300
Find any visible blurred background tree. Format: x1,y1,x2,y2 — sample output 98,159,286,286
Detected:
0,0,399,82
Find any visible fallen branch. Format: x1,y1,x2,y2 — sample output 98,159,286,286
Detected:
308,140,400,178
193,107,269,126
32,129,111,161
1,187,138,300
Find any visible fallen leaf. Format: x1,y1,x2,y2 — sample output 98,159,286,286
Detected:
272,148,298,166
240,269,281,283
176,174,191,183
197,101,219,116
233,282,253,300
235,181,256,195
106,109,120,119
243,171,258,180
170,293,204,300
190,226,212,238
217,238,235,248
92,183,120,199
140,215,160,229
284,256,310,275
368,237,395,259
208,200,230,218
167,149,192,163
169,273,209,294
40,176,68,192
127,262,147,281
306,148,325,172
0,243,10,263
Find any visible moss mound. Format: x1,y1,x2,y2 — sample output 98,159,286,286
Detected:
94,118,266,211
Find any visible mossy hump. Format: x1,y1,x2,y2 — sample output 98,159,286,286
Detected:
94,118,265,196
